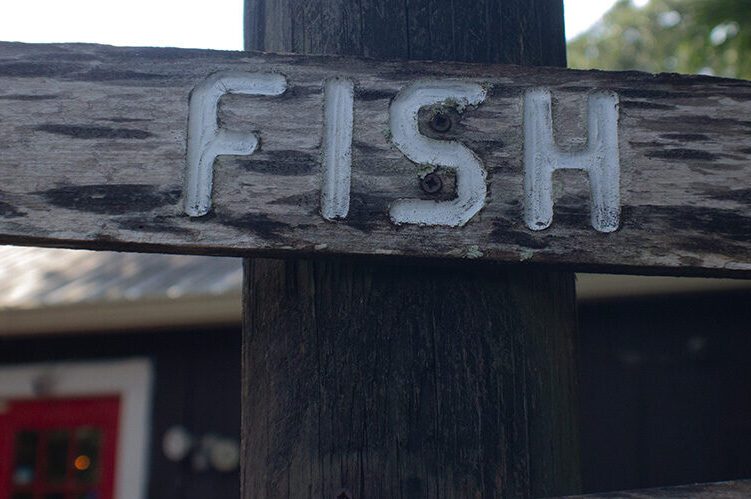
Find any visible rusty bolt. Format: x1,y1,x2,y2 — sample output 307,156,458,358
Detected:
429,111,452,133
420,172,443,194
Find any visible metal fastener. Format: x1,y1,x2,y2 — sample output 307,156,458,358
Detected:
429,111,452,132
420,172,443,194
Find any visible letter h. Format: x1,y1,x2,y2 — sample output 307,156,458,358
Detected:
523,89,620,233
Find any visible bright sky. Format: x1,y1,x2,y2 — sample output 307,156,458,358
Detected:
0,0,245,50
565,0,618,39
566,0,651,39
0,0,635,49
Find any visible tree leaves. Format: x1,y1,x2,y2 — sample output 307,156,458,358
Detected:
568,0,751,79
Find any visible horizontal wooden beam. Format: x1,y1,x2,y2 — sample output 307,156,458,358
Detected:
559,479,751,498
576,273,751,301
0,42,749,276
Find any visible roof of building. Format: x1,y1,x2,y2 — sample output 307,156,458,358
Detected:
0,246,243,336
0,246,242,309
0,245,748,337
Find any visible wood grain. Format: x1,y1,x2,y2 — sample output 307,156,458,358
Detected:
241,2,580,498
1,41,750,276
244,0,566,66
243,258,580,498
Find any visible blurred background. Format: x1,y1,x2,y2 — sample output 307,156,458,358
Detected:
1,1,750,497
569,0,751,79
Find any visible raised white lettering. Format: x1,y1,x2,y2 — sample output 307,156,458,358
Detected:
321,78,354,220
523,89,620,233
183,71,287,217
389,81,488,227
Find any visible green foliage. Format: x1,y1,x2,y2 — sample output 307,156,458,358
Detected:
567,0,751,79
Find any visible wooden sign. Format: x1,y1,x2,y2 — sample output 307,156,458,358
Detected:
0,42,749,276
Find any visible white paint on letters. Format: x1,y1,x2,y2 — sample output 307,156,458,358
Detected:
321,78,354,220
523,89,620,233
389,81,488,227
184,71,287,217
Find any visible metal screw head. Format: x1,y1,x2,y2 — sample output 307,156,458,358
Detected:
420,172,443,194
429,111,452,133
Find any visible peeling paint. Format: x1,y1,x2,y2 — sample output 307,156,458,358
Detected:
466,245,484,259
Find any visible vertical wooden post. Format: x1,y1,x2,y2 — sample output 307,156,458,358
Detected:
241,2,579,497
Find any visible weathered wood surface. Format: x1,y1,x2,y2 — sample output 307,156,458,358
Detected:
241,2,580,498
243,259,580,498
558,479,751,498
0,41,750,276
244,0,566,65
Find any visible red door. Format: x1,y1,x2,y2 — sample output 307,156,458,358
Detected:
0,396,120,499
